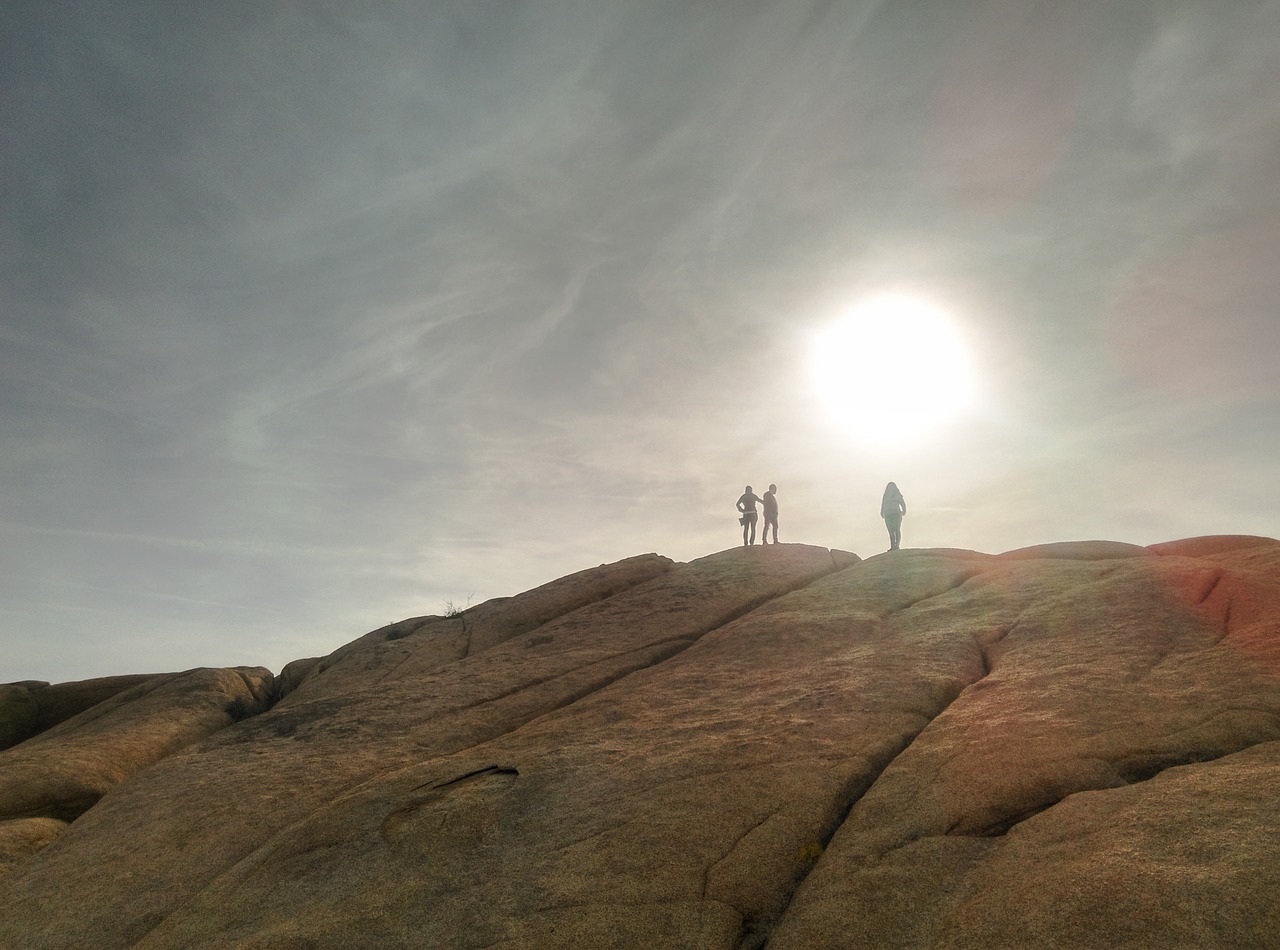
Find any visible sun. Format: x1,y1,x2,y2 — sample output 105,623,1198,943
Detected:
809,294,978,448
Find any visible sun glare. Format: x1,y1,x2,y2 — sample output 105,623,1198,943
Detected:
809,294,978,448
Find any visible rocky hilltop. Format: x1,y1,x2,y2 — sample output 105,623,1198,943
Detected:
2,537,1279,949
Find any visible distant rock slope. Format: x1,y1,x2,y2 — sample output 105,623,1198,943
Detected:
2,538,1279,949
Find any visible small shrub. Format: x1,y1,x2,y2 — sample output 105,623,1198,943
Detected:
442,593,475,618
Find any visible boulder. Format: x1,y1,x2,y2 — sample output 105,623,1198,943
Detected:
1,674,164,752
0,667,274,823
33,674,161,732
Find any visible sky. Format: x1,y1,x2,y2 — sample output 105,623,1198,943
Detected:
4,0,1280,684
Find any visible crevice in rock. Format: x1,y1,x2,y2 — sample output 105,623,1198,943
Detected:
702,807,785,900
938,734,1280,844
877,569,988,620
1197,570,1225,605
229,668,278,721
747,746,922,949
757,729,1280,940
482,559,851,726
1115,750,1221,787
362,568,862,867
114,568,842,949
383,618,437,642
462,637,698,712
126,559,853,948
521,896,740,926
411,764,519,793
548,819,637,854
753,612,1025,948
362,618,469,692
945,802,1054,838
975,620,1021,679
751,742,974,946
6,793,103,825
311,564,676,696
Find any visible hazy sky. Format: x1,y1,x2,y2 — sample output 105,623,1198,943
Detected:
5,0,1279,683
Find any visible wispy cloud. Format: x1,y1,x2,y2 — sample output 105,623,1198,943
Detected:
4,0,1280,682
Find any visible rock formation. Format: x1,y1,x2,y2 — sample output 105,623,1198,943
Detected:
0,667,275,824
2,537,1278,948
1,674,160,751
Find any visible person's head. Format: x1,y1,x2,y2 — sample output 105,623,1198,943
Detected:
768,484,777,493
884,481,899,496
745,485,753,493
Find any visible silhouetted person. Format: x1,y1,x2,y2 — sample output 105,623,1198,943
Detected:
881,481,906,551
737,485,763,545
761,484,779,544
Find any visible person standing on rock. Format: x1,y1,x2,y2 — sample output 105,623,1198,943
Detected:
761,484,779,544
881,481,906,551
736,486,763,546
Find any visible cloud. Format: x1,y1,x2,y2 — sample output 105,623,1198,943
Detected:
4,1,1280,683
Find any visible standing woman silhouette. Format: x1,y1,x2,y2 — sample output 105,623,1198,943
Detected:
881,482,906,551
736,485,762,546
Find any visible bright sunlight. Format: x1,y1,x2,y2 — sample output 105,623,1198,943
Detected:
809,293,979,449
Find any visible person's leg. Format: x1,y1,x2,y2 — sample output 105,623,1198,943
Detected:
742,518,749,546
749,513,757,545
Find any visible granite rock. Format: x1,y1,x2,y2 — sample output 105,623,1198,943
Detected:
1,538,1277,949
0,667,274,823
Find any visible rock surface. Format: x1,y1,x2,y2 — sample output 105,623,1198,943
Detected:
0,819,67,879
0,684,41,751
0,667,274,823
1,537,1278,949
0,674,161,751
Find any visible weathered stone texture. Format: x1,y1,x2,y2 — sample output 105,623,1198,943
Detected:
768,541,1280,949
32,674,162,732
0,538,1277,949
0,818,67,879
1,675,163,752
0,667,274,823
289,552,677,702
0,544,837,948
